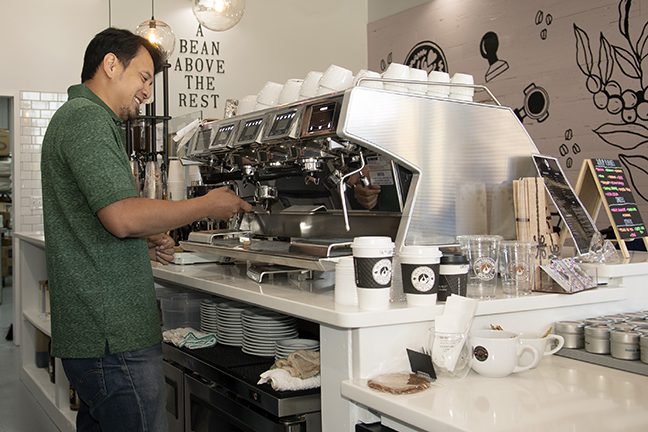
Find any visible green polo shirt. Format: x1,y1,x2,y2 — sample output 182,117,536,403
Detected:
41,84,161,358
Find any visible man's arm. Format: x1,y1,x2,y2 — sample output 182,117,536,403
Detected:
97,187,252,238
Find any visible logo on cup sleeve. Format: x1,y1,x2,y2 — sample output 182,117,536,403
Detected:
473,257,497,281
372,259,393,285
473,345,489,362
411,266,436,292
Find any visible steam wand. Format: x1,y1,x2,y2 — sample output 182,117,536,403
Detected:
339,151,367,232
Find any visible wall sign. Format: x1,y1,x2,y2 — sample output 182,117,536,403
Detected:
174,25,224,110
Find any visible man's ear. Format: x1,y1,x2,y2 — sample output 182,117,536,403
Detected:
102,53,119,78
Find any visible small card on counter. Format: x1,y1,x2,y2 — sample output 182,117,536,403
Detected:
406,348,436,381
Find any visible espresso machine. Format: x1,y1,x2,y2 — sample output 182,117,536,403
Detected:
180,83,539,272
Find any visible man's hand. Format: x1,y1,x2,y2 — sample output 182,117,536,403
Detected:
147,233,175,265
354,184,381,210
203,187,253,220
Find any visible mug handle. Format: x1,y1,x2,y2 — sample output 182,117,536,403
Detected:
513,344,539,374
544,334,565,356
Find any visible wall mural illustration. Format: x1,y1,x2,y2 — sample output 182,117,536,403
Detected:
574,0,648,202
368,0,648,223
514,83,550,124
480,32,509,82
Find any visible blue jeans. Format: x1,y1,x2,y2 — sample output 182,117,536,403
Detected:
62,343,168,432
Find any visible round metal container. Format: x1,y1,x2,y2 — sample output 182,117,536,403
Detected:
626,320,648,330
584,324,611,354
584,318,612,326
598,315,627,323
641,334,648,364
623,312,648,320
611,322,637,332
554,321,585,348
610,329,640,360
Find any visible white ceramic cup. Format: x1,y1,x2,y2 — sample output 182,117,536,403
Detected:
299,71,323,99
449,73,474,101
399,245,443,306
518,333,565,368
353,69,383,89
334,256,358,306
254,101,273,111
408,68,429,94
320,64,354,91
470,330,539,378
278,79,303,104
356,288,390,311
256,81,284,106
382,63,410,91
427,71,450,97
237,95,257,115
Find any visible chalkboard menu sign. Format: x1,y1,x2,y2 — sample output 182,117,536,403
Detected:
533,155,598,254
588,159,646,240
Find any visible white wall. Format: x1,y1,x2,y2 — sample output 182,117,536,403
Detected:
0,0,369,233
368,0,432,23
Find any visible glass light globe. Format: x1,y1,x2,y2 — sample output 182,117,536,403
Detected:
135,19,176,58
193,0,245,32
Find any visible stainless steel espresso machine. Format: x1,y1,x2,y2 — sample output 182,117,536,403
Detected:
180,83,539,272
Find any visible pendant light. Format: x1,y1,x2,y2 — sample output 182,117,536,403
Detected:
135,0,176,58
192,0,246,32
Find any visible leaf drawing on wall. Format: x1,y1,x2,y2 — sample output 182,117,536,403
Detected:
574,24,594,75
637,20,648,59
612,45,640,78
599,34,614,82
619,154,648,202
593,123,648,150
618,0,631,40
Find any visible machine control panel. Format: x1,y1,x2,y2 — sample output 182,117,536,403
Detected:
234,117,265,147
301,98,343,138
209,122,238,151
262,107,302,142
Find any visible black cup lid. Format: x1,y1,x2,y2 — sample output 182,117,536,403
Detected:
441,254,468,265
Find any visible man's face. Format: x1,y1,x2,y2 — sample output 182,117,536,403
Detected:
113,47,154,120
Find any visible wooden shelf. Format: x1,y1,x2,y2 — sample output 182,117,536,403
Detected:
22,365,75,432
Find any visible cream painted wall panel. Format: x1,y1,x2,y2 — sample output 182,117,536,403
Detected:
369,0,648,233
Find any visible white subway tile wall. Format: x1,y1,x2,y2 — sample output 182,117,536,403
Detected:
18,90,67,233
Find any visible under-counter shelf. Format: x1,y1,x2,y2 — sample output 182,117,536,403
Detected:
23,309,51,336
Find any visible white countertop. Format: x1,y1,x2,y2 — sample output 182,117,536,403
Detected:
152,261,632,329
342,356,648,432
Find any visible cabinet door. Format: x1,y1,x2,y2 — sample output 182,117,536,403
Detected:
163,360,185,432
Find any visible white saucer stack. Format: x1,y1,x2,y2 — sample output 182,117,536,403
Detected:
241,308,298,357
275,338,320,359
199,299,218,334
216,301,247,346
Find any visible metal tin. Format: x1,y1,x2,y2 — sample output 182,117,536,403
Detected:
641,334,648,364
626,320,648,330
610,329,640,360
584,318,612,326
611,323,637,332
584,324,610,354
598,315,627,323
622,312,648,320
554,321,585,348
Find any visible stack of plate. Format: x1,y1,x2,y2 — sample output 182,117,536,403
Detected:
275,338,320,359
216,301,247,346
241,309,298,357
199,299,218,334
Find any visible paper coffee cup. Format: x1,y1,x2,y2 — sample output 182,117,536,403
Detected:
351,236,394,289
399,245,442,306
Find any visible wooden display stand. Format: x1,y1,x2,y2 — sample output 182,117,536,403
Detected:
574,159,648,259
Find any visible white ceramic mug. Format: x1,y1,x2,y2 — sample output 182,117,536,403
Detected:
470,330,539,377
278,79,303,104
256,81,283,106
237,95,257,115
518,333,565,368
353,69,383,89
299,71,323,99
449,73,474,101
427,71,450,97
382,63,410,91
408,68,428,94
319,64,353,92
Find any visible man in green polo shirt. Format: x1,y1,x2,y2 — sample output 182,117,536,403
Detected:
41,28,251,432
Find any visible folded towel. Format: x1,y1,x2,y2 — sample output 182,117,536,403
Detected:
258,368,321,391
273,350,320,379
162,327,217,349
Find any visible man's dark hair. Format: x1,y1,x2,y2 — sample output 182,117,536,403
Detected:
81,27,165,82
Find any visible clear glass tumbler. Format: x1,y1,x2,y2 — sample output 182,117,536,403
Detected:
500,241,537,296
457,235,502,300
